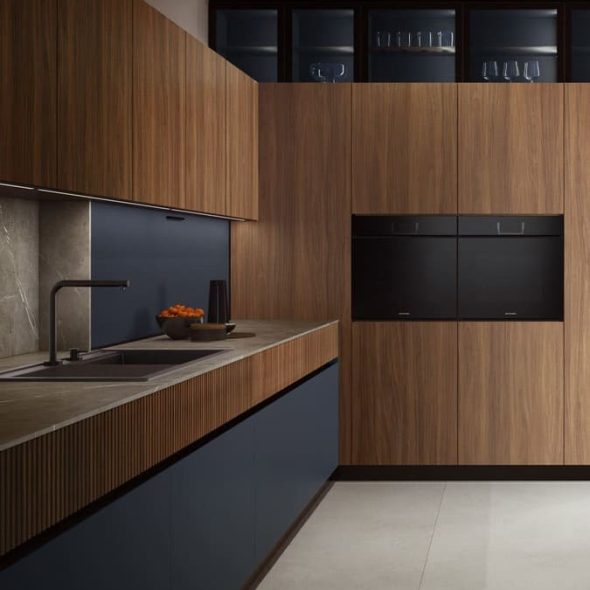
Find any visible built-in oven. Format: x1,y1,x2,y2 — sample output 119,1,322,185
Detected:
458,215,563,320
352,215,457,320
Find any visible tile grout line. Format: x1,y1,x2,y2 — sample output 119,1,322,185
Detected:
417,482,447,590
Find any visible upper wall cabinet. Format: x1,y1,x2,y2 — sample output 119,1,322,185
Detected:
133,0,186,209
352,84,457,214
186,37,227,216
0,0,57,187
58,0,132,200
226,63,259,220
458,84,563,214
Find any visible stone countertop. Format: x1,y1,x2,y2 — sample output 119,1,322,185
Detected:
0,319,338,452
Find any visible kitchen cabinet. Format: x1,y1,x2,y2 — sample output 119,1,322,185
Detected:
226,62,259,220
185,36,227,216
0,0,57,187
231,83,351,460
58,0,132,200
133,0,186,208
0,362,338,590
352,84,457,214
565,84,590,464
458,83,564,214
351,322,458,465
458,322,563,465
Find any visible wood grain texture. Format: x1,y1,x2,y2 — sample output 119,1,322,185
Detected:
352,84,457,214
459,322,563,465
133,0,185,208
226,62,258,220
351,322,458,465
57,0,132,200
0,323,338,558
231,84,352,462
185,36,227,216
565,85,590,465
459,83,564,214
0,0,57,187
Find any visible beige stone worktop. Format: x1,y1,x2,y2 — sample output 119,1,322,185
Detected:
0,319,338,452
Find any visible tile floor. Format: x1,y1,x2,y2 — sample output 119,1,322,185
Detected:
258,482,590,590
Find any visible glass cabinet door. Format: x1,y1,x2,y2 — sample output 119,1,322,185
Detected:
368,9,456,82
215,9,278,82
469,9,558,82
292,9,354,82
571,10,590,81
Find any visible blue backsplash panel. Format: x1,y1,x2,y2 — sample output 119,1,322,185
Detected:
91,203,229,348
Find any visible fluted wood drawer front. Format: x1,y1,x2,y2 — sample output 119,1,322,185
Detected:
0,323,338,557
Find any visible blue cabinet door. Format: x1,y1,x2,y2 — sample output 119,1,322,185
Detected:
0,469,171,590
169,417,256,590
254,362,339,563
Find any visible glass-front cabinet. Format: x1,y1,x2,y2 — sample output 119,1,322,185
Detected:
215,9,279,82
571,9,590,81
292,9,355,82
468,8,558,82
368,9,456,82
211,3,581,83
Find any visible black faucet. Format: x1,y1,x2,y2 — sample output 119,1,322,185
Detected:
46,279,130,366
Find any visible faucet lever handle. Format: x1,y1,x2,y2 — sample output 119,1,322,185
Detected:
68,348,81,362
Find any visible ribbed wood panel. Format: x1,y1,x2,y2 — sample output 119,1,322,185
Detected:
0,324,338,557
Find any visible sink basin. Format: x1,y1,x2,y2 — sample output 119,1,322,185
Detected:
0,349,229,382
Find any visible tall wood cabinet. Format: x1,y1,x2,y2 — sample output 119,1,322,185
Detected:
58,0,132,200
352,84,457,215
185,36,227,216
231,84,351,459
458,84,564,214
133,0,186,209
0,0,57,187
458,322,563,465
226,63,259,220
565,84,590,464
351,322,458,465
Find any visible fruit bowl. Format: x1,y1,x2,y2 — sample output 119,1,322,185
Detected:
157,304,206,340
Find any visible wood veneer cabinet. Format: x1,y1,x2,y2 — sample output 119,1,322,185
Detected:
0,0,57,187
352,84,457,214
351,322,458,465
58,0,132,200
186,36,227,216
459,84,564,214
458,322,563,465
226,62,259,220
231,84,351,459
565,84,590,464
133,0,186,208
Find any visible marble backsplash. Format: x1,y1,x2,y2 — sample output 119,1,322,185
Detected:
0,197,39,358
0,197,91,359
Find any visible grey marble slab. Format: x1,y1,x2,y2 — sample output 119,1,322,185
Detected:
0,319,338,452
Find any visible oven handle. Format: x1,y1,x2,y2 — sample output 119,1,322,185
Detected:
496,221,525,236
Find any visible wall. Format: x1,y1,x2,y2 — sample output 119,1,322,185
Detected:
145,0,208,43
91,202,229,349
0,197,39,358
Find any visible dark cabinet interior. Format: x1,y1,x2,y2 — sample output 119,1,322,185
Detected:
292,9,354,82
468,8,558,82
215,8,278,81
368,9,456,82
211,2,584,82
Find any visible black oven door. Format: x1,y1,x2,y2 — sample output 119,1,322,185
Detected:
352,216,457,320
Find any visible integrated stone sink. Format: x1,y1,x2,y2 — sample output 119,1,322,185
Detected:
0,349,229,382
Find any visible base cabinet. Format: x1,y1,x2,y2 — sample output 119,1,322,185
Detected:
458,322,564,465
0,363,339,590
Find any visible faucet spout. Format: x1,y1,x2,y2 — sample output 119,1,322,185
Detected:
46,279,130,366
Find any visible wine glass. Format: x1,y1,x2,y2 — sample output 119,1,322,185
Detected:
503,60,520,82
523,60,541,83
330,64,346,83
310,63,327,83
482,60,499,82
376,31,391,49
